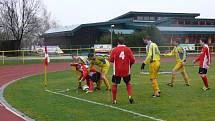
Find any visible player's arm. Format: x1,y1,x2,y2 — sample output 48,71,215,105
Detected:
193,51,201,63
206,48,211,65
141,45,152,70
109,48,115,63
80,65,88,81
163,47,175,56
88,61,94,72
143,45,152,64
181,48,187,63
128,48,135,65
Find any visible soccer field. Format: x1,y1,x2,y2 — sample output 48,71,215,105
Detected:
4,62,215,121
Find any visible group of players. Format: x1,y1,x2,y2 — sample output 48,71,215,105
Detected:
70,35,211,104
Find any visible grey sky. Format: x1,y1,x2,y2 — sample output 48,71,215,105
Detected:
43,0,215,25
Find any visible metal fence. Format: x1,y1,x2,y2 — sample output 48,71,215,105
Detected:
0,46,214,65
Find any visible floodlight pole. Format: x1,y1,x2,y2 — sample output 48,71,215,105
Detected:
110,24,115,48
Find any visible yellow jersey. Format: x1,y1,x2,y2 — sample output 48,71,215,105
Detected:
89,54,109,69
164,46,187,63
144,42,160,64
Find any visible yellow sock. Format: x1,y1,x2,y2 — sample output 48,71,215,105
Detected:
97,80,102,89
104,78,110,89
171,74,176,84
152,79,159,94
181,71,190,84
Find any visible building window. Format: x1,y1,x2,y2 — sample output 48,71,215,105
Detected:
192,21,198,25
206,21,211,25
185,20,190,25
157,17,162,20
143,16,149,21
178,20,184,24
149,16,155,21
137,16,143,20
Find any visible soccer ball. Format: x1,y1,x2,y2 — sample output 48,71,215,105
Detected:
82,85,89,91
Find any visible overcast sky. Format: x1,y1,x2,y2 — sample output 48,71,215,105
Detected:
43,0,215,26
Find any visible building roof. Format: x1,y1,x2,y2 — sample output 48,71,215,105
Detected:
157,26,215,34
45,25,81,34
111,11,200,20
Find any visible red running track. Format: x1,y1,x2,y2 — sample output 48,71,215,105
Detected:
0,62,70,121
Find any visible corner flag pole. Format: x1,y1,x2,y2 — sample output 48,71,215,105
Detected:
44,46,50,87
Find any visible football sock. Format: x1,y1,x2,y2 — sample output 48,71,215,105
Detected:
104,78,110,89
171,74,176,84
88,80,94,91
97,80,102,89
201,76,209,88
126,82,132,96
152,79,159,95
112,84,117,101
181,71,190,84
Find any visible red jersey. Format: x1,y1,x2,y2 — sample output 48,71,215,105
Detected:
195,44,211,68
109,45,135,77
70,63,88,81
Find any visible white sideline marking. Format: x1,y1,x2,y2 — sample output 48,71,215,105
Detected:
45,89,166,121
0,100,27,120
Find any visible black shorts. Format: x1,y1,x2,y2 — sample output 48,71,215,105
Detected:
198,68,207,74
112,75,131,84
91,72,101,83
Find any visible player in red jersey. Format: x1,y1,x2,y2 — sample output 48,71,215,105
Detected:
109,38,135,104
70,56,98,93
193,39,211,91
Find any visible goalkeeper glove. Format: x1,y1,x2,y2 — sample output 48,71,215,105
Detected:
141,63,145,70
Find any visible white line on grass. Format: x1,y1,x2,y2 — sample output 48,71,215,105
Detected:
45,89,166,121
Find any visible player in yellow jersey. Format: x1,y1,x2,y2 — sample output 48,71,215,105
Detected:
162,40,191,87
141,36,160,97
88,53,111,91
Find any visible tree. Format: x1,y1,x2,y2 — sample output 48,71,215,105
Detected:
0,0,57,47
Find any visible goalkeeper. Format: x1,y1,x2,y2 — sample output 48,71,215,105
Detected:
162,40,190,87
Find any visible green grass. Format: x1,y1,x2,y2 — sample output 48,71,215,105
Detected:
4,62,215,121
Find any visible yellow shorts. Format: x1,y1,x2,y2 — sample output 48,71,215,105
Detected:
173,62,185,72
100,62,110,74
149,60,160,79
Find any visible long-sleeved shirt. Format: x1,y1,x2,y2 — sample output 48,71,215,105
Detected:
144,42,160,64
195,44,211,68
164,46,187,63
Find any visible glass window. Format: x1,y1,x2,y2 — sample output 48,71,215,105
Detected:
137,16,143,20
150,16,155,21
157,17,162,20
143,16,149,21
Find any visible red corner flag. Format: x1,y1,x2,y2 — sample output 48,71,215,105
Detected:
44,46,50,66
44,46,50,87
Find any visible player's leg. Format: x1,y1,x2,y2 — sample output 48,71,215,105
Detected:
180,66,190,86
86,76,94,92
149,61,160,97
101,66,111,90
199,68,209,90
123,75,134,104
112,75,121,104
167,63,181,87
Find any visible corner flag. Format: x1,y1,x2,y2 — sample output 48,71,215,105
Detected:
44,46,50,87
44,46,50,66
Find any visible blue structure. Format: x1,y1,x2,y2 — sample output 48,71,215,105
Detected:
43,11,215,48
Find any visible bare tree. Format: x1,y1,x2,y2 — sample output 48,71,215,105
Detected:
0,0,41,48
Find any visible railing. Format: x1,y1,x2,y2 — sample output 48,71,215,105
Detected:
0,46,214,65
